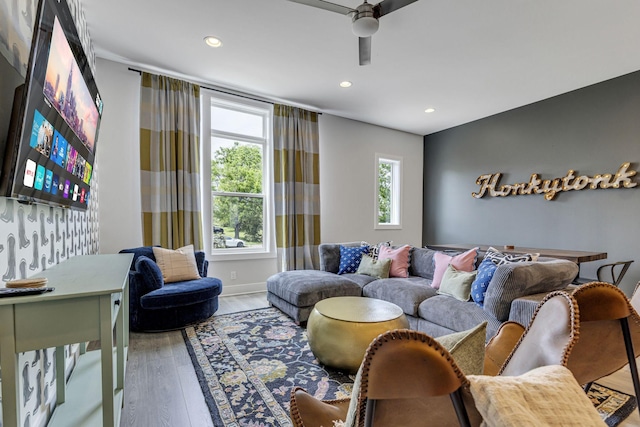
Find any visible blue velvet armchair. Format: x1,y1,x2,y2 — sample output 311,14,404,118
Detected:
119,246,223,332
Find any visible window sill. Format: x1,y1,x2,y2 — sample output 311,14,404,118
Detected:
375,224,402,230
208,249,277,262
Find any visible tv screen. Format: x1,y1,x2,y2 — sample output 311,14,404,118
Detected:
1,0,102,210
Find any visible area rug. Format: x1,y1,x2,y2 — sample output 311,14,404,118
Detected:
182,307,637,427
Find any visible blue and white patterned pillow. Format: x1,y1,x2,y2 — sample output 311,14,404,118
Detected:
361,240,392,260
484,246,537,265
338,245,369,274
470,258,498,307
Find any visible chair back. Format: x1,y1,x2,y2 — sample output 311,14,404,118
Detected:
567,282,640,385
597,260,634,287
499,291,579,377
351,329,479,427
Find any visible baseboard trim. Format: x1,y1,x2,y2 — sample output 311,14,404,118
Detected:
220,282,266,296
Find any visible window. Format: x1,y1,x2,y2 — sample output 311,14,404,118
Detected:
375,154,402,229
201,92,273,256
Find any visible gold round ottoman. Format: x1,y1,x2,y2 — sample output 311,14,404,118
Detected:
307,296,409,373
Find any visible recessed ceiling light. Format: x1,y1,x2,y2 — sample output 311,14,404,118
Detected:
425,108,436,113
204,36,223,48
339,81,352,88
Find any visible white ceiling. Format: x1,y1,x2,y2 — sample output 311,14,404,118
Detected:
81,0,640,136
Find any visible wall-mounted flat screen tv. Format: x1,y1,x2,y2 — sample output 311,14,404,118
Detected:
0,0,102,210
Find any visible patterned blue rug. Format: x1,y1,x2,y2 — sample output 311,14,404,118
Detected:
182,307,354,427
183,307,636,427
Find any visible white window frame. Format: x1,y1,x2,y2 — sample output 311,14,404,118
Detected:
201,90,276,260
375,153,402,230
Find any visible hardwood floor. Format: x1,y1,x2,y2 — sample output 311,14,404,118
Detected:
120,292,640,426
120,292,270,427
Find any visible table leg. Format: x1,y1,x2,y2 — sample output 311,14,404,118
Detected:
55,345,65,404
100,295,115,426
0,306,20,427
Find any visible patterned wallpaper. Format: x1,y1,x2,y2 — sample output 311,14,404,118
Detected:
0,0,99,426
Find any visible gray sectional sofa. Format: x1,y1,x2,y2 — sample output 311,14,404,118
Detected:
266,242,579,340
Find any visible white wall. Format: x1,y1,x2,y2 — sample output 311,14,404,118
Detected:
95,59,143,253
94,59,424,294
320,114,423,246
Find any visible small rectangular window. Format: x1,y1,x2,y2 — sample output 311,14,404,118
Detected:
375,154,402,229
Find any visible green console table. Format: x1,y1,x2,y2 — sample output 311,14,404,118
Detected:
0,253,133,427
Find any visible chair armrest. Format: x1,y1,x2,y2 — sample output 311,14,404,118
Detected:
195,251,208,277
483,260,578,321
289,387,350,427
319,242,361,273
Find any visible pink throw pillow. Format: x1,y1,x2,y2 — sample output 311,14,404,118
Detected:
431,248,478,289
378,245,411,278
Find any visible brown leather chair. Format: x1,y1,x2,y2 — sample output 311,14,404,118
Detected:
488,283,640,416
290,329,480,427
566,282,640,404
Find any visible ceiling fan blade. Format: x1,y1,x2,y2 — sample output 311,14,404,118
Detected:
373,0,418,17
286,0,354,15
359,36,371,66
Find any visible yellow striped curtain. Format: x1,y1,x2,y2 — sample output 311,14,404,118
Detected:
273,104,321,271
139,72,203,249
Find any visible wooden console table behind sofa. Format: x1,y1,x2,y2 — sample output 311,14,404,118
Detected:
426,244,607,265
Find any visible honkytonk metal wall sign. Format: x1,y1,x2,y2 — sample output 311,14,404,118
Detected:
472,162,637,201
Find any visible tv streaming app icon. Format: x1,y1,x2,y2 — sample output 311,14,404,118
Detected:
52,130,68,167
72,184,79,201
34,165,45,190
52,174,60,195
80,188,86,203
44,169,53,193
63,180,70,198
23,160,36,187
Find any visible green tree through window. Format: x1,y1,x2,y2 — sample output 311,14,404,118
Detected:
211,141,264,248
378,161,392,223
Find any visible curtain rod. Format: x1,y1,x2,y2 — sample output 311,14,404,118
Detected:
127,67,322,114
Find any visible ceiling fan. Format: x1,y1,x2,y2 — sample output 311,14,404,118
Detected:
287,0,419,66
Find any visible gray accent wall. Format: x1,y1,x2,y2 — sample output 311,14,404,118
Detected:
423,70,640,295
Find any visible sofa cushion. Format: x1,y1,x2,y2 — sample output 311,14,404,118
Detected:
437,265,477,302
418,295,491,333
266,270,362,307
378,245,411,278
341,273,379,288
152,245,201,283
338,245,369,274
140,277,222,310
432,247,478,289
408,247,437,280
470,258,498,307
362,277,437,317
135,256,164,292
356,255,391,279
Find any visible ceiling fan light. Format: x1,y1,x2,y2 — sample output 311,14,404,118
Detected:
352,16,379,37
